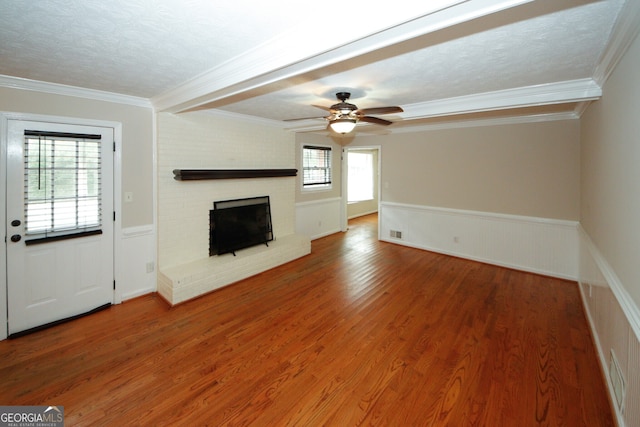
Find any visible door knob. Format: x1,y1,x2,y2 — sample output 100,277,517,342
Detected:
11,219,21,227
10,234,21,242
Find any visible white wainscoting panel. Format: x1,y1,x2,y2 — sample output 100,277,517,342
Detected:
296,197,343,240
579,227,640,427
379,202,579,280
118,224,157,302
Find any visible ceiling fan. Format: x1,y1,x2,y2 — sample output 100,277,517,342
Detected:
288,92,403,134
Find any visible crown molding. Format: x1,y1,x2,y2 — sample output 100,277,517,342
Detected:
152,0,535,113
573,101,592,118
283,110,579,135
402,79,601,120
0,74,152,109
390,111,579,134
592,0,640,86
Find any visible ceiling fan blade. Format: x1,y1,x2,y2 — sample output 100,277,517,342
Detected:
312,104,331,111
283,116,326,122
357,106,403,115
359,116,393,126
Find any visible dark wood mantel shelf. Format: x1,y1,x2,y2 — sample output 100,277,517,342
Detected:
173,169,297,181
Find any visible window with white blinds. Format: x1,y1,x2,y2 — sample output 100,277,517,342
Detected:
302,145,332,189
23,130,102,240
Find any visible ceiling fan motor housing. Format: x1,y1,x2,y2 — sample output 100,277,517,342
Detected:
283,90,400,129
330,92,357,117
331,102,357,115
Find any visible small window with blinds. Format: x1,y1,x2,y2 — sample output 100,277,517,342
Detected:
302,145,332,190
23,130,102,243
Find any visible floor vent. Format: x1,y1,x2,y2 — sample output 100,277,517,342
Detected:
390,230,402,239
610,349,626,413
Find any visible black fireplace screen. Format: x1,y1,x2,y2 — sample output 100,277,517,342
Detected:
209,196,273,256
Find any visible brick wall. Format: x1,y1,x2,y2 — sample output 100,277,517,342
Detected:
157,112,297,270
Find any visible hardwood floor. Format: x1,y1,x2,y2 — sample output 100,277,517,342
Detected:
0,214,614,426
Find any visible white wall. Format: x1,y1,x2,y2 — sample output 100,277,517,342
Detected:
0,87,156,340
297,119,581,281
157,111,298,269
296,197,342,240
119,225,157,301
381,202,579,279
581,34,640,310
579,230,640,426
0,86,154,228
156,112,311,304
354,119,581,220
579,27,640,427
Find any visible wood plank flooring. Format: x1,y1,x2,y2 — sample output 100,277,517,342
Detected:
0,214,614,426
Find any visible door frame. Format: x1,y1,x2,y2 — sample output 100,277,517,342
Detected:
0,112,122,340
341,144,382,238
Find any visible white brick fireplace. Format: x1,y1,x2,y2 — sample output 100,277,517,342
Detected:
156,112,310,305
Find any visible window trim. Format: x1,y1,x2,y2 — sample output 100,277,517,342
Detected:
347,150,375,203
301,144,333,192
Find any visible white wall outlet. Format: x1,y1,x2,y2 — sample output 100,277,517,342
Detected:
146,262,155,273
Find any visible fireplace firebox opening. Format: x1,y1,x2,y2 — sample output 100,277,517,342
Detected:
209,196,273,256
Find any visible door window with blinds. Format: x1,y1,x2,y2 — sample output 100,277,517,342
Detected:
302,145,332,190
23,130,103,242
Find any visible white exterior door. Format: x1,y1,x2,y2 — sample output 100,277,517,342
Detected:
6,119,114,336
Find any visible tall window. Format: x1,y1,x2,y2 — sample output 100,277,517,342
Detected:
348,151,374,202
24,130,102,239
302,145,332,189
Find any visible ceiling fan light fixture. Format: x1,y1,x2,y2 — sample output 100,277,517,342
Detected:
330,118,357,134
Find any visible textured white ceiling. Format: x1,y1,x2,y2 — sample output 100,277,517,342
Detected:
0,0,629,131
0,0,308,97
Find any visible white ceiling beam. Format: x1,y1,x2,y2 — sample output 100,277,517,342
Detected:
402,78,602,119
152,0,536,113
283,78,600,131
281,78,601,133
